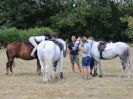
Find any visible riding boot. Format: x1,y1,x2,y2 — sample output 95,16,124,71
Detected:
31,47,37,57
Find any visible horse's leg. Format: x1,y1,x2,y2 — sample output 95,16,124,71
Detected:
126,56,132,78
92,61,98,76
9,59,14,76
37,59,41,75
59,54,63,79
53,61,58,72
43,58,55,83
127,60,131,78
39,59,46,83
120,58,125,78
50,61,56,80
6,58,14,75
44,64,49,83
98,61,103,77
37,51,45,83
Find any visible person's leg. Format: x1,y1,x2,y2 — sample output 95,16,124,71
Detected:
29,37,38,56
83,67,87,79
87,67,91,78
75,55,82,72
82,57,87,79
81,67,84,76
81,67,86,78
70,55,75,72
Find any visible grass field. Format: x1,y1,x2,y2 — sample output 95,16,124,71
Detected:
0,47,133,99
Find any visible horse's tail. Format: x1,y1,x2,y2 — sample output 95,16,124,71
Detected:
126,46,131,62
6,50,9,61
125,45,132,77
125,45,132,70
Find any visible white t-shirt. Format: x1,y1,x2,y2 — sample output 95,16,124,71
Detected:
34,36,46,42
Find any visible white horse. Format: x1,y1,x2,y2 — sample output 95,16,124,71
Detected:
79,38,132,78
37,38,67,83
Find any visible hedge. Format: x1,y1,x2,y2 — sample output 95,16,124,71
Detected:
0,27,53,47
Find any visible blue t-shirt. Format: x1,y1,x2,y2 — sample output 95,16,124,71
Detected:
82,42,91,57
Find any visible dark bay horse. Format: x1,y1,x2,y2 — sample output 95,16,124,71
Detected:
6,42,41,75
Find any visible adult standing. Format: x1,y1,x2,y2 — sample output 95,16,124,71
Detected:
79,36,92,79
68,35,81,72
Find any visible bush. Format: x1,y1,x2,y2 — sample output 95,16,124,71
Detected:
125,27,133,42
0,27,53,47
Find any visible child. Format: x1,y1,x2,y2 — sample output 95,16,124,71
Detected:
29,33,51,57
79,36,91,79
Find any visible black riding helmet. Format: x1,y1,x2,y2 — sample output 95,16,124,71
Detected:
44,32,51,40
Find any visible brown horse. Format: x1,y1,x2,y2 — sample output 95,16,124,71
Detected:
6,42,41,75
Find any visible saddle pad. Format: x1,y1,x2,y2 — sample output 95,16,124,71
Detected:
105,42,113,51
52,40,63,51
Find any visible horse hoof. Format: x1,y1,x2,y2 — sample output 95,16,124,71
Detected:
39,73,43,76
60,76,63,79
37,71,42,75
5,73,9,75
123,66,126,70
60,74,63,79
60,72,63,79
9,72,14,76
38,72,42,76
43,81,48,84
92,73,97,77
119,75,124,78
99,75,103,78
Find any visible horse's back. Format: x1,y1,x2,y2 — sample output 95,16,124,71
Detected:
113,42,130,55
37,41,60,61
7,42,21,49
6,42,22,53
114,42,129,49
6,42,34,60
38,41,59,54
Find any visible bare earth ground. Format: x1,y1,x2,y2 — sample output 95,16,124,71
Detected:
0,47,133,99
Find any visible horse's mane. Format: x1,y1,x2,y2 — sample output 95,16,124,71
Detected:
23,41,31,45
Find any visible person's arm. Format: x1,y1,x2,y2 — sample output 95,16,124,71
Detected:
80,48,88,53
68,43,72,49
78,44,88,53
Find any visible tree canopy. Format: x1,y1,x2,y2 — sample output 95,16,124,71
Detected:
0,0,133,41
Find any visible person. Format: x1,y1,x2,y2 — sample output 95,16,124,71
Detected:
29,33,51,57
68,35,81,73
51,32,59,40
79,36,91,79
51,32,62,71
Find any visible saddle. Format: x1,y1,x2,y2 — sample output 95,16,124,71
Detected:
52,40,63,51
98,41,110,59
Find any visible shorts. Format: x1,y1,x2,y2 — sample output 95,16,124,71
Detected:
70,55,79,65
82,56,91,68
